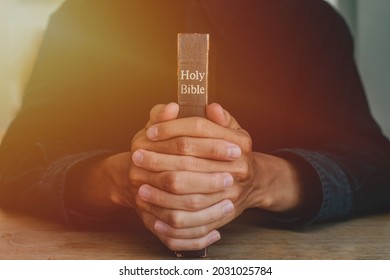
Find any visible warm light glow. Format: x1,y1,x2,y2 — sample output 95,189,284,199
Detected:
0,0,64,142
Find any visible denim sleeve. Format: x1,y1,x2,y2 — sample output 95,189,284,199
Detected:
39,149,118,225
0,145,116,224
275,148,353,224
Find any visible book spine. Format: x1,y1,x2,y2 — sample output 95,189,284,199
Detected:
175,33,209,258
177,33,209,118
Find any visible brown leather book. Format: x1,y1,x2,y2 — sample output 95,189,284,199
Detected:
177,33,209,118
175,33,209,258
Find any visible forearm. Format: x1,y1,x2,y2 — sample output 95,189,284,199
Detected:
254,150,324,224
269,137,389,225
64,152,134,217
249,152,306,213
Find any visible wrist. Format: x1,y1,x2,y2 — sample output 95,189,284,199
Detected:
272,151,323,222
65,152,132,215
249,152,305,213
104,152,135,208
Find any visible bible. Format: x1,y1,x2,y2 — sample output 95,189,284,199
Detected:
175,33,209,258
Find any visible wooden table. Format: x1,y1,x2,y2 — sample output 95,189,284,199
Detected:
1,208,389,260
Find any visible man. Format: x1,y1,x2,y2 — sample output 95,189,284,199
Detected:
0,0,389,252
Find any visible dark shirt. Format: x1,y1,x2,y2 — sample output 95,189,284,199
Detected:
0,0,389,225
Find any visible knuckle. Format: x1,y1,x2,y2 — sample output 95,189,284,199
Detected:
148,153,160,170
131,130,146,150
176,137,192,154
209,143,221,158
187,194,203,211
241,134,253,154
194,118,204,133
160,172,171,190
171,173,184,194
162,172,181,193
128,169,141,186
160,172,172,191
167,228,182,239
150,104,163,121
167,211,184,228
209,174,221,192
228,188,241,202
184,156,199,171
198,225,209,236
235,160,250,180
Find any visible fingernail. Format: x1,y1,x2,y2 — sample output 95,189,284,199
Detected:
227,146,241,159
208,231,221,244
224,174,234,188
132,150,144,166
147,126,158,140
154,221,168,233
223,201,234,216
138,185,151,201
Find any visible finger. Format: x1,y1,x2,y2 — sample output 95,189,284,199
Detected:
139,211,211,239
154,220,212,239
139,207,234,240
132,149,240,173
149,104,166,125
137,209,218,251
130,169,233,194
153,213,236,240
134,136,241,161
206,103,241,129
138,184,226,211
146,117,245,146
150,102,179,125
136,198,235,228
149,171,234,194
157,228,221,251
158,229,221,251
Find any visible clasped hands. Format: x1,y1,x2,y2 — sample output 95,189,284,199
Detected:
125,103,303,251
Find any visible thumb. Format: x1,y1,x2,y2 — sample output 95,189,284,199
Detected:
149,102,179,125
206,103,241,129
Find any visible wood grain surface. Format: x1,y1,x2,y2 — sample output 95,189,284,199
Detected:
1,208,389,260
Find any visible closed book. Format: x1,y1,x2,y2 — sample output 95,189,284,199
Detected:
175,33,209,258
